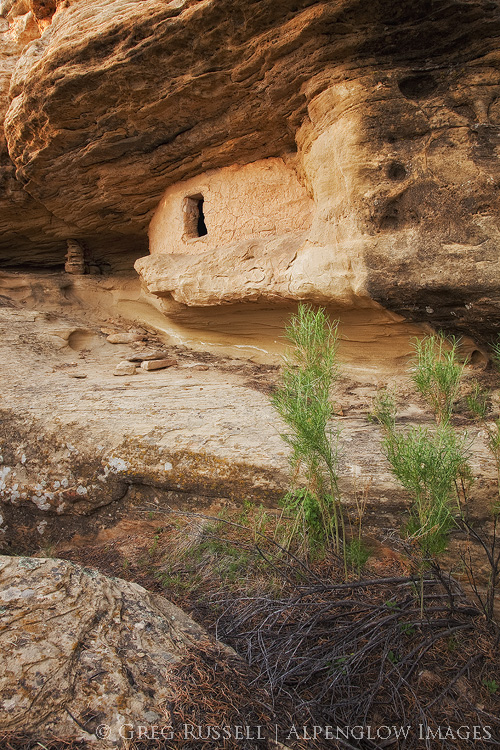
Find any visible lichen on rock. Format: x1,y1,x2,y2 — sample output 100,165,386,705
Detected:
0,554,251,746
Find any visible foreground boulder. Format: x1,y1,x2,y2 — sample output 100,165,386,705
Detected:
0,555,263,747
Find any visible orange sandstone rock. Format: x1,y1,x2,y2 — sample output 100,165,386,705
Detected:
0,0,499,333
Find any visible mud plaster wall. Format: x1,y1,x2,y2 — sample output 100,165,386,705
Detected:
148,158,314,257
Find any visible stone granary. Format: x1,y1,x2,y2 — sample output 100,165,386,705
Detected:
136,157,318,306
64,239,85,275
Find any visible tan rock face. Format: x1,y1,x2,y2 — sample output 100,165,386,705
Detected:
0,2,71,266
1,0,500,333
0,0,148,269
0,554,235,745
303,68,500,337
140,357,176,370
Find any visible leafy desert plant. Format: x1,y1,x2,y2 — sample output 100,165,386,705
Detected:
466,380,489,420
491,335,500,373
484,418,500,505
483,678,499,696
372,383,471,558
407,332,500,623
411,334,465,423
345,538,370,574
369,334,470,557
370,387,397,431
271,304,344,557
383,424,471,556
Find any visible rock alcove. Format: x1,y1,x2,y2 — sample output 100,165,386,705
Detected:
0,1,500,745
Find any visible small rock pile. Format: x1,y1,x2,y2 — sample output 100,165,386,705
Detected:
105,329,177,376
114,353,177,376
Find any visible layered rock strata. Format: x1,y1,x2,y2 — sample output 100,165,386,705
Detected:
0,0,69,265
0,0,499,332
0,0,148,269
0,272,495,553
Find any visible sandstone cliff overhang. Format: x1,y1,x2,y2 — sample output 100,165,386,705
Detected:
0,0,499,333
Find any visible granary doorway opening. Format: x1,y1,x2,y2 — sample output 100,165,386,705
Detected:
184,194,207,239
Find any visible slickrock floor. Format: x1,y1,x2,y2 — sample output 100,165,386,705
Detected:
0,270,495,554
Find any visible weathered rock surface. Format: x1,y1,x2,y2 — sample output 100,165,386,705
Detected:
0,0,499,334
127,350,170,362
0,554,234,746
0,271,495,552
0,274,293,548
136,234,327,307
0,1,70,265
107,332,143,344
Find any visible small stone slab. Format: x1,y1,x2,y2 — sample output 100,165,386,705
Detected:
127,350,170,362
140,358,176,371
68,372,87,379
183,362,210,371
114,362,137,376
107,332,144,344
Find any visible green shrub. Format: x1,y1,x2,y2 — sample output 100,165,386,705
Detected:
383,423,471,556
491,336,500,373
466,380,489,420
345,538,370,574
411,334,465,423
271,304,344,556
483,678,499,696
370,388,397,431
